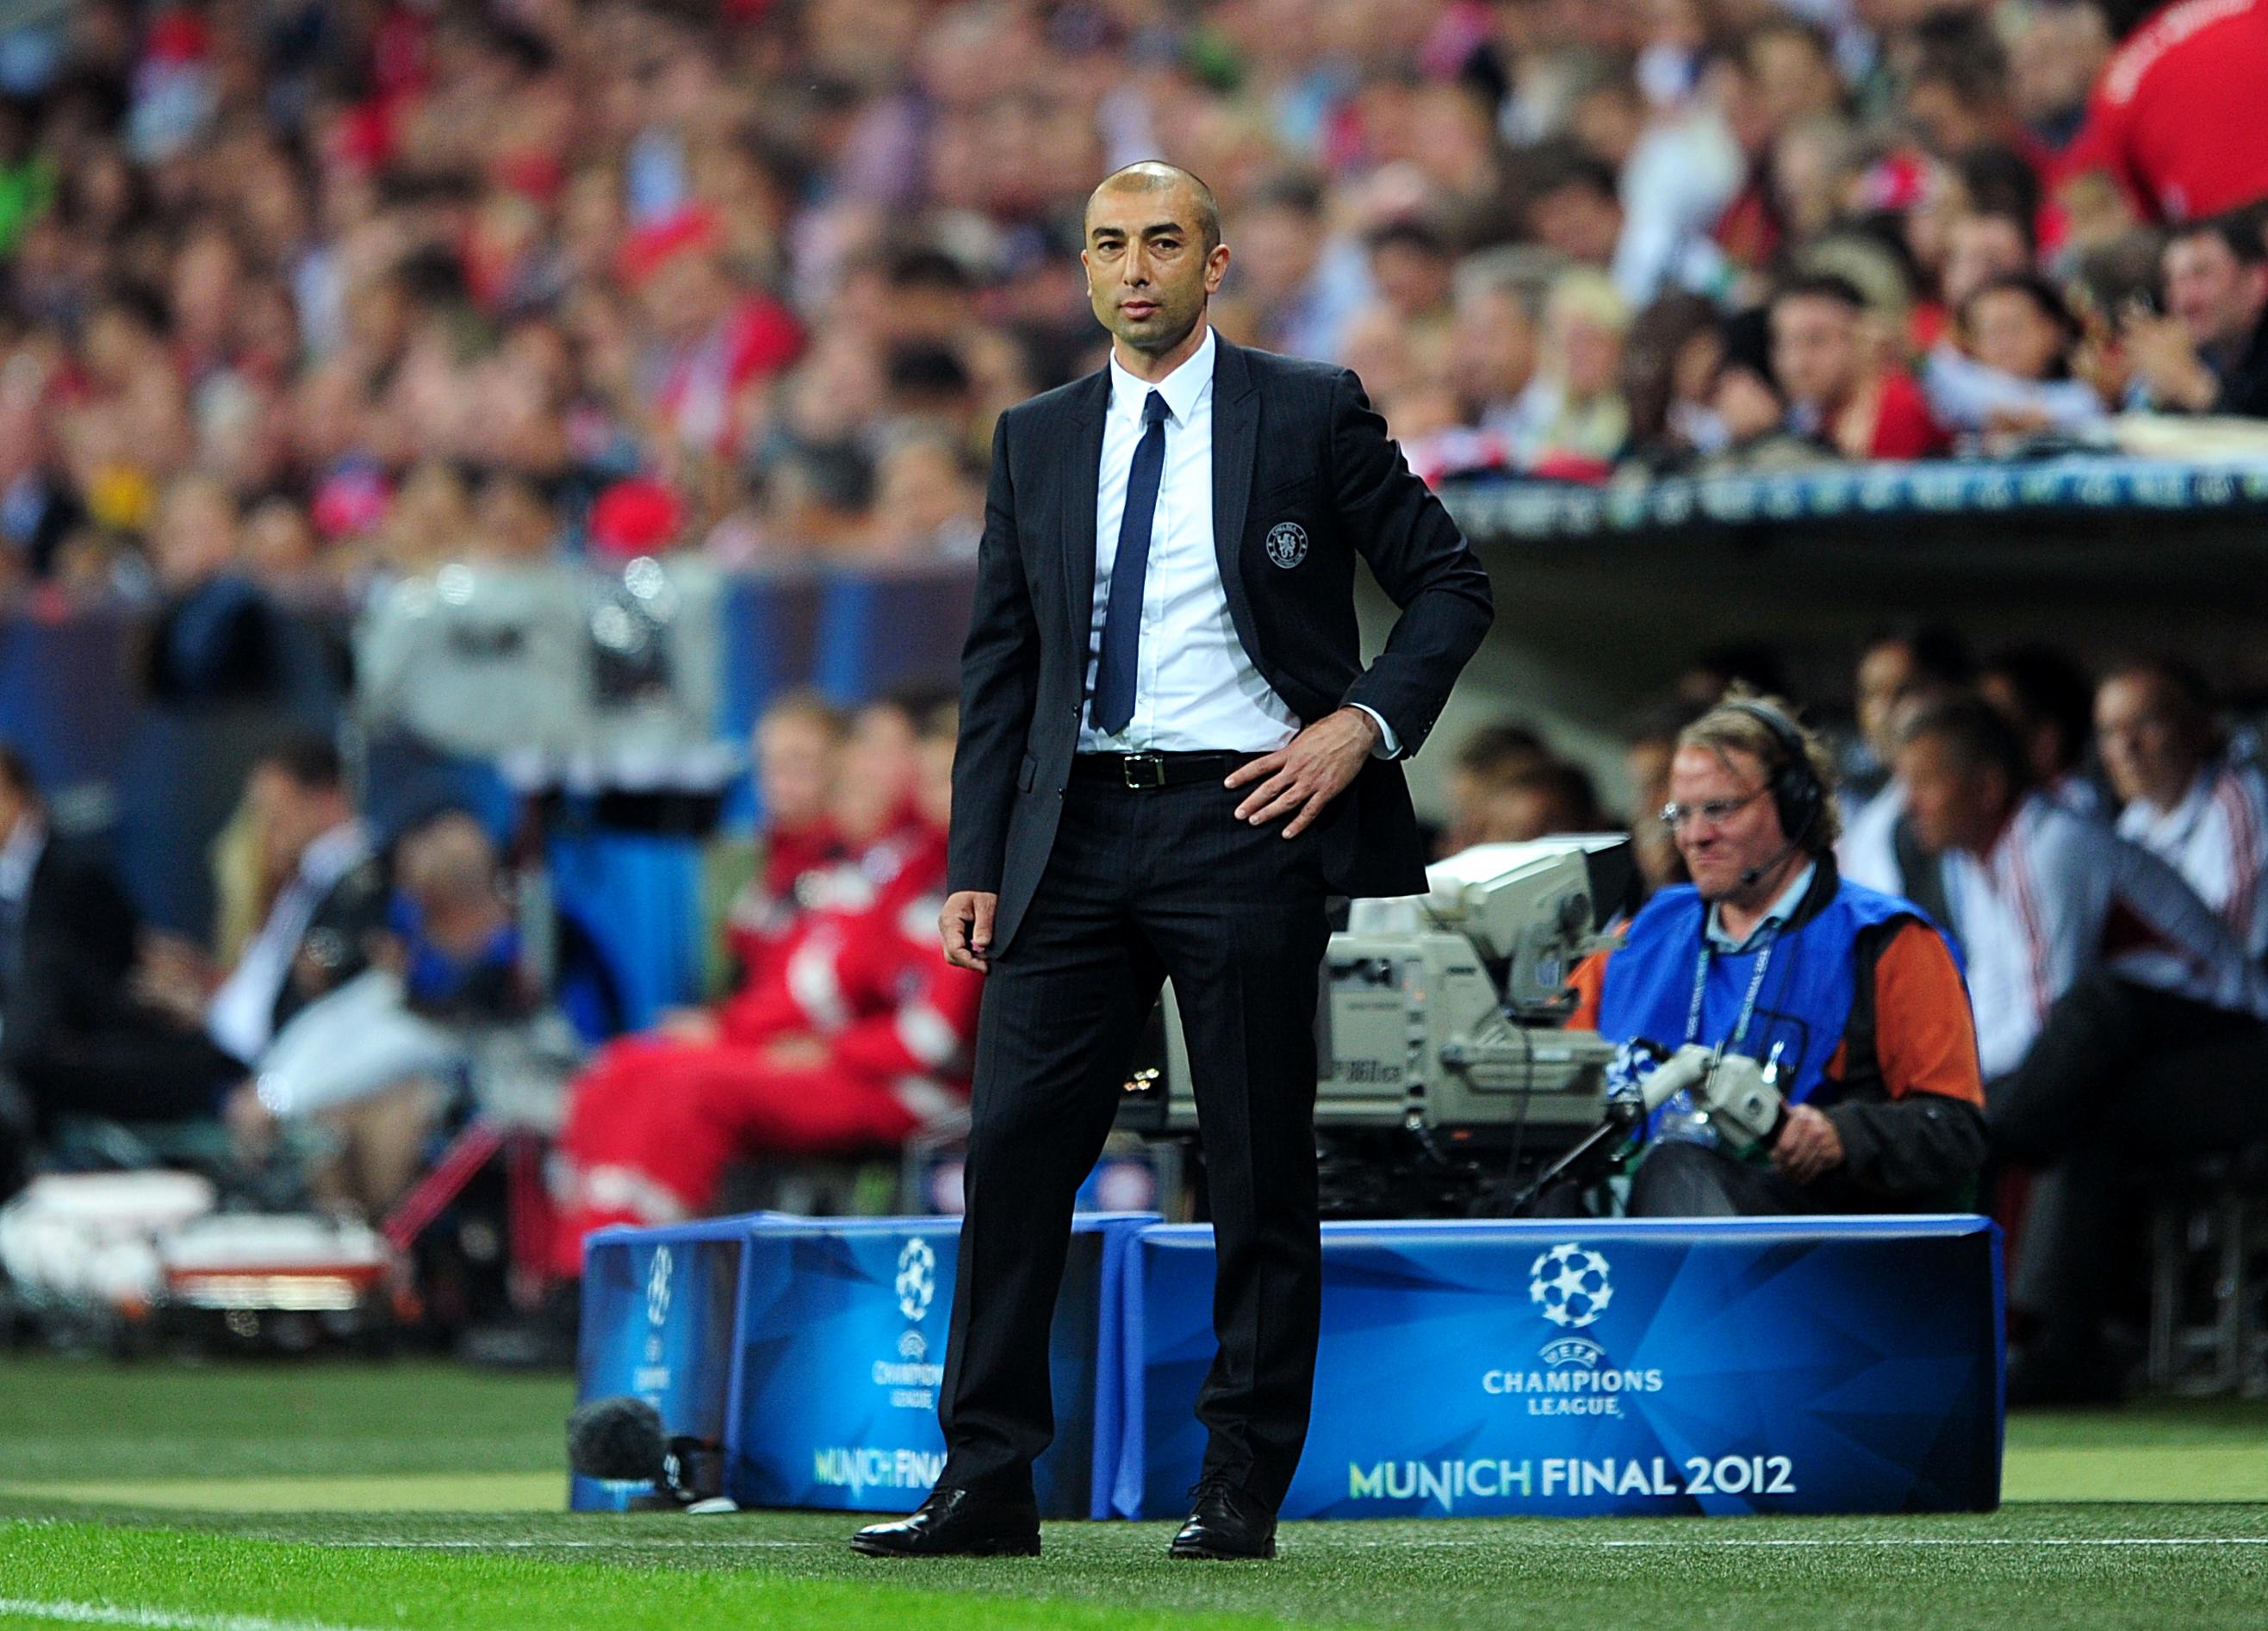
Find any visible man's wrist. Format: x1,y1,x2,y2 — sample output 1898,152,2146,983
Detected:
1346,703,1399,759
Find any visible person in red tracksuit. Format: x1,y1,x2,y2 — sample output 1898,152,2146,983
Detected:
549,700,975,1275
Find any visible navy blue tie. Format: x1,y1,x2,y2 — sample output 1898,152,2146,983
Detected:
1092,389,1170,737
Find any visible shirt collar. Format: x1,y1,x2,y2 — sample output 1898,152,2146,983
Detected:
1705,860,1816,953
1108,323,1215,428
297,820,371,893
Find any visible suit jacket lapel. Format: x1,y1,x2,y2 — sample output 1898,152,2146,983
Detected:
1209,335,1268,677
1059,368,1109,651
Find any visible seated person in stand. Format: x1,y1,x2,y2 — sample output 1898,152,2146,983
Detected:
247,810,554,1217
0,744,243,1141
1979,644,2103,819
1567,693,1986,1217
1923,273,2106,438
1894,695,2268,1404
2095,658,2268,961
548,698,979,1275
719,689,848,992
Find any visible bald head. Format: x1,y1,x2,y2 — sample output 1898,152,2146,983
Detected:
1088,162,1221,254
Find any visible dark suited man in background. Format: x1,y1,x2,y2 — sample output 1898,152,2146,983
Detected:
0,744,243,1189
852,163,1491,1562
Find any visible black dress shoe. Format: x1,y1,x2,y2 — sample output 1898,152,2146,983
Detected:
1170,1478,1278,1560
849,1488,1041,1558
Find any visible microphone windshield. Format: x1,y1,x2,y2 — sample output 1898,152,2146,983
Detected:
567,1395,668,1482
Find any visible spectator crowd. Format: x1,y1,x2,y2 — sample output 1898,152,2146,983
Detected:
0,0,2265,615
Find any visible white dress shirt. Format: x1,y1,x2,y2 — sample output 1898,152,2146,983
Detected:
1942,793,2264,1079
1078,326,1396,756
2116,756,2268,960
208,819,374,1064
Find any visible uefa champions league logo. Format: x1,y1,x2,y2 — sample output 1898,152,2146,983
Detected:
646,1245,674,1328
895,1238,936,1324
1529,1243,1612,1329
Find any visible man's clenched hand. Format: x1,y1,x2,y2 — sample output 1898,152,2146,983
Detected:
941,890,999,972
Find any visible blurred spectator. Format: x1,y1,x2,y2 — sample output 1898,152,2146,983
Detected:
1923,274,2105,438
1476,759,1606,844
2062,0,2268,227
1447,250,1549,439
0,743,241,1130
2122,214,2268,415
1941,209,2036,316
1441,719,1551,857
723,689,848,992
1221,173,1372,363
1621,696,1706,896
140,473,286,705
142,735,388,1084
1839,625,1973,903
1509,268,1631,472
1978,644,2104,815
2096,657,2268,956
252,811,540,1217
1771,272,1952,459
1689,307,1829,473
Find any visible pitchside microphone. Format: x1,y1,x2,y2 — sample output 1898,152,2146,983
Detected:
566,1396,733,1511
567,1395,668,1482
1737,840,1801,889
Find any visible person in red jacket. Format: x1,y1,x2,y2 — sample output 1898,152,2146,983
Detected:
547,700,976,1276
2061,0,2268,226
721,689,848,991
1771,273,1952,460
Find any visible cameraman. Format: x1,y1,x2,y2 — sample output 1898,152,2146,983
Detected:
1566,693,1986,1216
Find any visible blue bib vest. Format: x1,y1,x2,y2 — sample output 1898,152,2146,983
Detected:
1595,875,1954,1111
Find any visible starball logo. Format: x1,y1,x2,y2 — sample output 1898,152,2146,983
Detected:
895,1237,936,1324
1528,1242,1611,1329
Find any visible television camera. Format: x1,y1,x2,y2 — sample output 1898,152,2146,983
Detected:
1122,837,1640,1215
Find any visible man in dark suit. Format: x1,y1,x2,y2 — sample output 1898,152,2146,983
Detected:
852,163,1492,1562
0,746,243,1170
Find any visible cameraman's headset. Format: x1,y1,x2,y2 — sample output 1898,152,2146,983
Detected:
1718,698,1824,851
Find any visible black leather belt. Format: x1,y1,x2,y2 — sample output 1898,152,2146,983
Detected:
1070,750,1255,790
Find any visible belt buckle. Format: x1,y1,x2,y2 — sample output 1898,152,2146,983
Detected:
1122,752,1165,790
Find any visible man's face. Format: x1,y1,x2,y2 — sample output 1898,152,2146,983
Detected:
1943,214,2029,310
1449,286,1537,405
249,766,333,882
1967,287,2065,383
1895,733,2003,855
1770,293,1862,413
1668,744,1789,902
2096,673,2202,810
1528,183,1622,268
755,714,836,831
1081,179,1229,359
2164,233,2268,350
1856,640,1921,762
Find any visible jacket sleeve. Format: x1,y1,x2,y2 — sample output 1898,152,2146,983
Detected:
1824,921,1989,1198
1326,368,1494,756
947,413,1041,896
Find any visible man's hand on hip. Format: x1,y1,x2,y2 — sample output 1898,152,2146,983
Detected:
1771,1104,1845,1185
1227,706,1382,837
941,890,998,972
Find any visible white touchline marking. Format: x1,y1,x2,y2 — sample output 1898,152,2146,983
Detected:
0,1601,376,1631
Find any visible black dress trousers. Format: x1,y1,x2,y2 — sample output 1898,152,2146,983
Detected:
937,765,1331,1510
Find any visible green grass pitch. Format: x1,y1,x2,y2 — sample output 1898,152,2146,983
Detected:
1,1358,2264,1630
